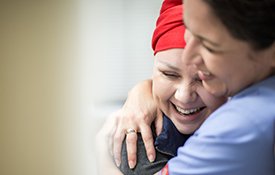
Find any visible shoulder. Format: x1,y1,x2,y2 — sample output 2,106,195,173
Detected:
120,134,171,175
189,76,275,160
198,76,275,138
168,77,275,174
195,99,275,146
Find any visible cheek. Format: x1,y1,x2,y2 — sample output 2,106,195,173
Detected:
200,48,227,73
152,76,174,103
209,96,227,111
201,53,223,73
199,54,230,96
197,87,226,111
184,29,192,43
202,52,242,80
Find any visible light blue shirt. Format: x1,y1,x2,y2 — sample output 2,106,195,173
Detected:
168,76,275,175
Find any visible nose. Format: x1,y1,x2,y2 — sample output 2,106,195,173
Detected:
182,29,202,66
174,84,197,104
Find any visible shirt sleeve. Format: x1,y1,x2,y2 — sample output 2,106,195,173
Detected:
167,105,275,175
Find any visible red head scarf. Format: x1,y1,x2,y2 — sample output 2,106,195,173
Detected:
152,0,186,55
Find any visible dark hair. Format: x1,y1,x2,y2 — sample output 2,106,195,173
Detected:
203,0,275,50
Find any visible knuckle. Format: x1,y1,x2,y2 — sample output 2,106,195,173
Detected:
143,134,153,143
113,133,123,142
126,138,135,145
137,111,147,119
113,152,120,159
127,156,136,162
126,135,137,144
128,156,136,162
127,147,136,155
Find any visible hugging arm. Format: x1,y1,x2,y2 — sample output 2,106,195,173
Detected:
95,112,123,175
111,79,163,168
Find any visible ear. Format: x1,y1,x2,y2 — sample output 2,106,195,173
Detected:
271,43,275,69
273,42,275,59
271,45,275,75
268,41,275,69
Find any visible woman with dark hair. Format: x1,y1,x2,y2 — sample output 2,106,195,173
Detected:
110,0,275,174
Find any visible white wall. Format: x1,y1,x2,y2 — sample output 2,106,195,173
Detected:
80,1,161,174
0,0,161,175
86,0,160,104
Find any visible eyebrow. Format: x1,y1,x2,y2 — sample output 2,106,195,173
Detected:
197,35,220,47
184,22,220,47
157,60,181,71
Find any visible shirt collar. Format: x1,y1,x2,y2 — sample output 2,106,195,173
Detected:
154,114,192,156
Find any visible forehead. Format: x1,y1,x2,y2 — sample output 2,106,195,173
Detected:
184,0,213,26
155,49,183,65
154,49,183,73
183,0,228,46
155,50,198,77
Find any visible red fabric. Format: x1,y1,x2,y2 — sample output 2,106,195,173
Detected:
159,0,182,14
152,0,186,55
160,164,169,175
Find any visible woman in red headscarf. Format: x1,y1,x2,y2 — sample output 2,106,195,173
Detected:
119,1,190,174
96,0,226,174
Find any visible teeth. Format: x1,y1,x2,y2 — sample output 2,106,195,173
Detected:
175,105,202,115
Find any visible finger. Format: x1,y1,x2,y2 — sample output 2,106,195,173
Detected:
106,111,119,156
113,128,125,167
108,123,117,156
154,109,163,136
140,125,155,163
126,132,138,169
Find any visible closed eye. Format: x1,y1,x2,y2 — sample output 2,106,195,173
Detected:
203,44,216,53
161,71,179,79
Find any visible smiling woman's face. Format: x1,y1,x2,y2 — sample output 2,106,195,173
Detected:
182,0,275,97
152,48,226,134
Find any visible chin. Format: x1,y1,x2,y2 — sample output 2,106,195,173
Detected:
177,126,197,135
171,119,199,134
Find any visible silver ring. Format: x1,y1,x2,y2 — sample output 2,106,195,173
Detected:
125,128,137,135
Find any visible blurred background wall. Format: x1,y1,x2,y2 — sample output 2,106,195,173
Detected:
0,0,161,175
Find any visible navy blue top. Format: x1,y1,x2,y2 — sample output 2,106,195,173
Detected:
155,115,191,156
119,115,191,175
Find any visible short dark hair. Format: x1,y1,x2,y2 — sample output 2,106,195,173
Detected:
203,0,275,50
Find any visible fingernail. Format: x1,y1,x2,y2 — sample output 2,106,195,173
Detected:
148,154,155,163
129,160,135,169
115,158,121,167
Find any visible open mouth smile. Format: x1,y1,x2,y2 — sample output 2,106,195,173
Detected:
174,104,206,116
